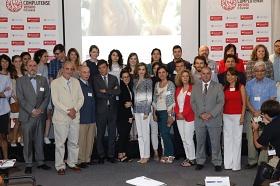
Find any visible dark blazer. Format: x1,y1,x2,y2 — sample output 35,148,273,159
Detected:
16,75,50,122
118,80,134,121
79,79,96,124
85,59,99,86
93,73,120,114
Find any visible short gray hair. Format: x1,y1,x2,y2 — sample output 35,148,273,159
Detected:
253,61,266,71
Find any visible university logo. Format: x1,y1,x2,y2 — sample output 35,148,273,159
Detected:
221,0,237,11
6,0,23,12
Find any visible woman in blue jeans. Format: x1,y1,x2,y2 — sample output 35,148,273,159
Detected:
153,65,175,163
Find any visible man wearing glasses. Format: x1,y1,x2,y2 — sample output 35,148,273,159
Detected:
48,44,66,83
245,61,277,169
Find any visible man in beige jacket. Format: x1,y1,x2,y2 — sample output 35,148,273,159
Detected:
51,62,84,175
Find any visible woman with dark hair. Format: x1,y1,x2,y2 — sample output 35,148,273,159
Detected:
246,44,274,81
117,69,134,162
10,55,25,147
0,54,14,76
218,54,246,86
147,48,163,75
34,49,49,80
20,52,31,69
218,44,245,74
84,45,100,85
108,49,124,82
125,53,139,76
174,69,196,167
153,65,175,164
133,63,152,164
223,67,246,171
150,62,161,160
0,70,12,159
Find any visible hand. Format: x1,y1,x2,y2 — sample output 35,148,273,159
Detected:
253,110,261,117
128,118,133,123
251,120,259,131
200,113,209,121
124,101,132,108
176,113,184,120
143,114,148,120
100,89,106,93
206,113,213,120
153,113,157,121
67,108,77,120
239,116,244,125
31,109,41,117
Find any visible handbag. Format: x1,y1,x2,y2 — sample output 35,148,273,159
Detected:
10,97,19,113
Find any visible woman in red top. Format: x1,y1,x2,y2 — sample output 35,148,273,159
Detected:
218,44,245,74
174,69,196,167
223,67,246,171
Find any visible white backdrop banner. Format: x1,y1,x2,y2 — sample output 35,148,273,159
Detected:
206,0,271,62
0,0,63,57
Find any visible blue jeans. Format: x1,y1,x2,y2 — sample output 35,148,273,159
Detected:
156,110,174,156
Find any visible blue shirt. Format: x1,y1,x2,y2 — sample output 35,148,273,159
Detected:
246,77,277,110
0,74,12,115
48,59,63,79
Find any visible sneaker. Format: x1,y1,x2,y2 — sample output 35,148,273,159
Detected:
44,137,51,144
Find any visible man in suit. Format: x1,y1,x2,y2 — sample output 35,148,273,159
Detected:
93,59,120,163
17,60,51,174
190,67,224,171
51,62,84,175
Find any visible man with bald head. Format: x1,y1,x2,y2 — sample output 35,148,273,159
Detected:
198,46,218,82
17,60,51,174
77,65,96,168
51,62,84,175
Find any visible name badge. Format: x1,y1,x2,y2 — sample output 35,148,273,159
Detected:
268,149,276,156
254,96,261,101
187,92,191,96
88,93,92,97
230,88,235,92
40,87,44,92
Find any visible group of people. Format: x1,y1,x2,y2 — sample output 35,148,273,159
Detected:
0,41,280,180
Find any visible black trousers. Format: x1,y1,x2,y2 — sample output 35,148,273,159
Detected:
117,119,132,154
96,108,117,158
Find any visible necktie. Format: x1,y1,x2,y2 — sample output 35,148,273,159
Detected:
103,76,108,87
67,80,71,94
29,76,36,80
204,83,208,95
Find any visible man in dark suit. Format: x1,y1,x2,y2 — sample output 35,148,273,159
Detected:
17,60,51,174
93,60,120,163
190,67,224,172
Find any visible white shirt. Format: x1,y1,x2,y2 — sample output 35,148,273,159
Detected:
202,80,211,93
178,89,187,112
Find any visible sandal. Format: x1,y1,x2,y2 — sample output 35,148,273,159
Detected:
181,159,195,167
165,156,175,164
160,157,168,163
